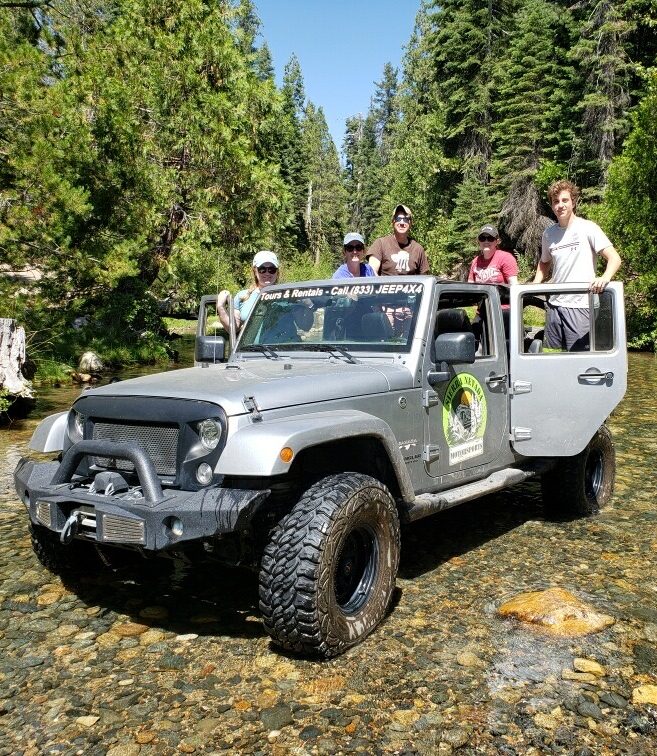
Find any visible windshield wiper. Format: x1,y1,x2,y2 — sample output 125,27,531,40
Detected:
240,344,280,360
294,343,358,364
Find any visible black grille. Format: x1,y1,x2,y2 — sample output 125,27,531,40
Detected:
92,421,179,476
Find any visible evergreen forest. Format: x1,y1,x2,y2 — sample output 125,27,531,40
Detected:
2,0,657,380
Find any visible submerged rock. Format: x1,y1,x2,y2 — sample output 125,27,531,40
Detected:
497,588,615,636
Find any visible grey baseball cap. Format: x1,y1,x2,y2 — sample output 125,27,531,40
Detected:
478,224,499,238
343,232,365,246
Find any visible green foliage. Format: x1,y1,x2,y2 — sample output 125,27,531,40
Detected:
599,71,657,349
283,251,336,284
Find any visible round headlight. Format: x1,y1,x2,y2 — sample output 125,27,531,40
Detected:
196,462,213,486
72,411,85,440
198,419,221,450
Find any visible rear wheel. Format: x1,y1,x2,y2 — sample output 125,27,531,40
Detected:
541,425,615,518
259,473,400,658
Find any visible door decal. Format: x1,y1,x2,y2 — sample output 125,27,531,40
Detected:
442,373,487,465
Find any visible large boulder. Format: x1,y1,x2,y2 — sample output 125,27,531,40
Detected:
78,351,104,374
498,587,614,636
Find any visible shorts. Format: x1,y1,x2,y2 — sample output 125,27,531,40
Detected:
545,304,590,351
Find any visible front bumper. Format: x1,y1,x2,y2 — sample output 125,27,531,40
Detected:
14,456,270,551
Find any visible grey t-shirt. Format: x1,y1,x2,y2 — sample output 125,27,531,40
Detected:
541,217,611,308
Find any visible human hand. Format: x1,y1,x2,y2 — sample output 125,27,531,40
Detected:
589,277,609,294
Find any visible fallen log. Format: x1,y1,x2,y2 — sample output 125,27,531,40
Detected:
0,318,35,413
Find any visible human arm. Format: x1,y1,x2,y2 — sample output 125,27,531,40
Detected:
417,245,430,275
591,246,621,293
501,251,518,285
217,290,242,332
367,238,382,275
533,259,552,283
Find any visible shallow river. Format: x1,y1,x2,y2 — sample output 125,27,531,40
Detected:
0,352,656,755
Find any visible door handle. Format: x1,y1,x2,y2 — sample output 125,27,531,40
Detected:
577,371,613,382
485,374,507,386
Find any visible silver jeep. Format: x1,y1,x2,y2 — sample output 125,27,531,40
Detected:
14,276,627,657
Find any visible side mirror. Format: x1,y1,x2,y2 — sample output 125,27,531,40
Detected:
196,295,228,365
428,332,476,385
195,335,225,364
434,332,476,365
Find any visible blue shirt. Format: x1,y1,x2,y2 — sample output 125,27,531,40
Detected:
233,288,259,322
332,263,375,279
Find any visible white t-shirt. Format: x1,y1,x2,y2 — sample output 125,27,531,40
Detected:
541,217,611,308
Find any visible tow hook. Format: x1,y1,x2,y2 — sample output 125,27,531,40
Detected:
60,510,84,545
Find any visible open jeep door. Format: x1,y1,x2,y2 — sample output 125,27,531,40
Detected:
508,282,627,457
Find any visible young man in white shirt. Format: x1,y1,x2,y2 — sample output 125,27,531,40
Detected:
534,180,621,350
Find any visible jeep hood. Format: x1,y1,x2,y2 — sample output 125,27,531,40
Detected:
81,361,414,416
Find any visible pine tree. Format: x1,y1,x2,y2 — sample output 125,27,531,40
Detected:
302,104,346,265
569,0,633,193
600,71,657,348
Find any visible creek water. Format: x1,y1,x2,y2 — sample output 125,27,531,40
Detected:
0,349,656,753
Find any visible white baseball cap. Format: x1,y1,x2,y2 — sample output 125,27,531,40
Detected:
252,250,279,268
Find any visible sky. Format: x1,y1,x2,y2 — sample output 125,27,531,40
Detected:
255,0,422,153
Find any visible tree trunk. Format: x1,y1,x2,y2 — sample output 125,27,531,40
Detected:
0,319,34,400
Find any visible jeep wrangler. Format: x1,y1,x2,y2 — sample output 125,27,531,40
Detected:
14,277,627,657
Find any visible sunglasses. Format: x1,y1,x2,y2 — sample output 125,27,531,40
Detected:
478,235,496,242
394,215,411,224
257,265,278,274
345,244,364,251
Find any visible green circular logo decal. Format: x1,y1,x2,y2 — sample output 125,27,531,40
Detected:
442,373,487,465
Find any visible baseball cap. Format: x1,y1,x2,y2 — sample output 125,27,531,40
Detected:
343,232,365,246
478,224,499,238
252,250,279,268
392,204,412,221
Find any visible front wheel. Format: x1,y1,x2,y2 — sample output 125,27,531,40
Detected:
259,473,400,658
541,424,616,518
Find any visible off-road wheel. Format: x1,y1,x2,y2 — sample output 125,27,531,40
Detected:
259,473,400,658
29,523,100,575
541,425,615,518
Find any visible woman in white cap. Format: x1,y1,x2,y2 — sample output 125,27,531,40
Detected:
217,250,280,332
333,232,375,278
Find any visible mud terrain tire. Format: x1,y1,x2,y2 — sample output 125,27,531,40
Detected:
259,473,400,658
542,424,615,518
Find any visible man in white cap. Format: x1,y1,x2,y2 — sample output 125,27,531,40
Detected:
368,204,429,276
333,232,375,278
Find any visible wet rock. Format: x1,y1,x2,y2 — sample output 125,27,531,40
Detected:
299,725,322,740
598,691,628,709
632,641,657,673
456,651,485,668
577,701,603,720
631,684,657,705
573,658,605,676
260,703,293,730
442,725,472,748
497,588,615,636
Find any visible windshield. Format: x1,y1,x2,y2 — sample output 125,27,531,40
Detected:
238,281,425,354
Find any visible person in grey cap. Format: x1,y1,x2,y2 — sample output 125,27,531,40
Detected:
468,224,518,287
368,204,429,276
333,232,375,279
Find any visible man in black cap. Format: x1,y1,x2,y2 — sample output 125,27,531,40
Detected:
368,204,429,276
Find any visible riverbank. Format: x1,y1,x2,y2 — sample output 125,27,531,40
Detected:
0,354,656,754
